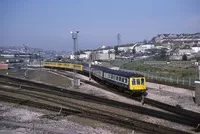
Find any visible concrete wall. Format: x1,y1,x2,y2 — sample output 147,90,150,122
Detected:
96,53,115,61
0,64,8,70
195,81,200,105
169,55,194,60
92,53,115,61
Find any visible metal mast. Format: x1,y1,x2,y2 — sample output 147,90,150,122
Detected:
117,33,121,46
71,31,79,89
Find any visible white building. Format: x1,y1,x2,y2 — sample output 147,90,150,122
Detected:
0,54,15,58
118,44,136,52
70,55,75,59
172,49,195,56
95,46,114,54
191,47,200,53
79,53,88,59
70,50,92,60
135,44,155,53
95,53,115,61
84,50,92,56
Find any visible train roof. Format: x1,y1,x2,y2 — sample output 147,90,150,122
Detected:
92,65,144,77
44,61,144,77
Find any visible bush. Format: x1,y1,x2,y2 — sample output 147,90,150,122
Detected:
182,54,187,61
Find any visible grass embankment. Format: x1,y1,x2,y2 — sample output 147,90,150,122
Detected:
110,59,198,80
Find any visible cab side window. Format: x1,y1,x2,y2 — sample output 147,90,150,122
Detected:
132,79,136,85
137,79,141,85
141,78,144,84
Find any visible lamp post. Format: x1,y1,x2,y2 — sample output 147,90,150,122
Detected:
23,44,28,78
71,31,79,88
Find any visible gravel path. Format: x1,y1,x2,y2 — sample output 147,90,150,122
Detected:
0,102,136,134
146,82,200,113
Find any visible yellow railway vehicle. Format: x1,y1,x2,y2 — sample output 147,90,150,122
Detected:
93,65,146,93
129,77,146,91
43,62,146,94
43,62,82,71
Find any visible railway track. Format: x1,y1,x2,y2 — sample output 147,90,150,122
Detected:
0,74,199,133
0,94,191,134
47,69,200,122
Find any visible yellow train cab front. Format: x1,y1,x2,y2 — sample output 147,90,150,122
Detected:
129,77,146,91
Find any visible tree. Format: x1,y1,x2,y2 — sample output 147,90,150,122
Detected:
114,46,119,55
155,42,162,46
143,39,148,44
160,48,167,58
132,49,136,54
56,56,62,61
196,57,200,62
108,50,113,54
183,45,190,49
182,54,187,61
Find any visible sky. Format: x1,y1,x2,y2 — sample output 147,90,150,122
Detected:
0,0,200,51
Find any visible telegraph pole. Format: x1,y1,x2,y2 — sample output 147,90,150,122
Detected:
39,51,41,72
89,60,91,80
39,51,41,80
71,31,79,88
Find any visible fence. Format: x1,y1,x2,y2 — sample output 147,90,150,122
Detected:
120,68,197,86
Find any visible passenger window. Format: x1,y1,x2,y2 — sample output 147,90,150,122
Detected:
132,79,135,85
122,77,124,82
141,78,144,84
137,79,141,85
125,78,127,83
111,75,114,79
116,76,118,81
119,77,121,81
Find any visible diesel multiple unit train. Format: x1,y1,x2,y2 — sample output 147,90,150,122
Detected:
43,62,147,94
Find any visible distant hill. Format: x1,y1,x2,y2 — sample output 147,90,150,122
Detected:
151,33,200,43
